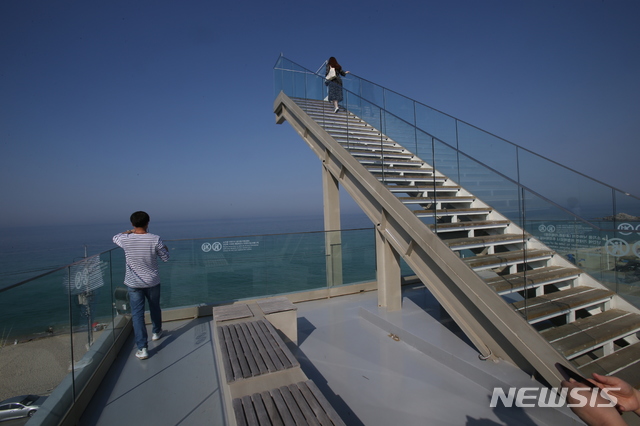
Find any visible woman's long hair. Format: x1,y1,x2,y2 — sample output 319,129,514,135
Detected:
328,56,342,72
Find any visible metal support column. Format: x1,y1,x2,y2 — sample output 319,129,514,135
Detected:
323,164,343,287
376,225,401,311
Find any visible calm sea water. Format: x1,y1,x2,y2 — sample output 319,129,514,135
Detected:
0,213,371,289
0,213,373,340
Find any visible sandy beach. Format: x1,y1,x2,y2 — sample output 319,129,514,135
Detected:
0,331,100,401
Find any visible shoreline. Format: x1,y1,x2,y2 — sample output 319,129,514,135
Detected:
0,330,103,401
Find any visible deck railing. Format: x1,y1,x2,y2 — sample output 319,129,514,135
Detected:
0,227,379,424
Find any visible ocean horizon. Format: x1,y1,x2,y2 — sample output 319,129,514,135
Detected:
0,212,375,341
0,212,373,290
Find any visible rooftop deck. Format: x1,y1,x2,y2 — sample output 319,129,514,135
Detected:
77,284,581,425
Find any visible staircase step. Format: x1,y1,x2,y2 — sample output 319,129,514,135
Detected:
399,196,473,204
375,171,437,178
463,249,555,270
350,151,414,160
609,360,640,390
579,341,640,387
347,146,410,153
429,220,509,233
376,176,443,184
443,233,526,251
485,266,582,295
416,207,492,218
365,159,429,167
513,287,615,325
539,309,640,358
389,185,461,194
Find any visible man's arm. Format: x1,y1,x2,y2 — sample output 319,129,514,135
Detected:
157,239,170,262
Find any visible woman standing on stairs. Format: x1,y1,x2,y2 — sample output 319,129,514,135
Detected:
325,57,349,113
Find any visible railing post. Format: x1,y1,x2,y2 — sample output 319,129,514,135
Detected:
322,163,343,287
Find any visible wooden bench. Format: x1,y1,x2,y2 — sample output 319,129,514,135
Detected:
218,319,299,383
233,380,346,426
212,298,345,426
257,296,298,344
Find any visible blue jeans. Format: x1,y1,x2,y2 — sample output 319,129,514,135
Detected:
128,284,162,350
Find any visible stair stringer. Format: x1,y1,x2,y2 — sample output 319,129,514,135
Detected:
274,91,570,387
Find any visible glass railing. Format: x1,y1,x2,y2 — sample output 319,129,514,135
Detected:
273,55,640,310
0,227,376,424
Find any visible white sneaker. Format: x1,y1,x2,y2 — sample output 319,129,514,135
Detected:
135,348,149,360
152,330,163,341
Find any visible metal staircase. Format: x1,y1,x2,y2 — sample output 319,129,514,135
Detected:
280,96,640,389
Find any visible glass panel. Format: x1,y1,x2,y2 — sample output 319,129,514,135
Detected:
291,70,306,99
353,97,382,133
272,57,284,97
459,154,522,224
383,89,414,125
381,110,416,154
432,138,460,184
518,149,614,221
356,79,384,108
305,73,325,101
610,226,640,308
521,190,640,308
457,122,518,181
341,229,376,284
415,129,434,167
273,67,283,98
0,267,73,401
157,229,377,308
614,190,640,228
415,103,458,147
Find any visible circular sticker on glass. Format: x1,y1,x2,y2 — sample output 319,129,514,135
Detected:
618,223,634,236
605,238,630,257
212,242,222,252
538,224,555,233
201,243,212,252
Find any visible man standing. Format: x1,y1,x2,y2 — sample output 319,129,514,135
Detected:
113,211,170,360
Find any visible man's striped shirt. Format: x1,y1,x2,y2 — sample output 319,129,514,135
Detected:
113,233,170,288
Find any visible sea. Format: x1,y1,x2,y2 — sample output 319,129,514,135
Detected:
0,213,371,290
0,213,373,341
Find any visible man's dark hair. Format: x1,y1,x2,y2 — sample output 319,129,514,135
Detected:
130,211,150,228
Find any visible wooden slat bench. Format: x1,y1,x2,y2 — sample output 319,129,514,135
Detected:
233,381,346,426
257,296,298,344
212,298,345,426
218,319,299,383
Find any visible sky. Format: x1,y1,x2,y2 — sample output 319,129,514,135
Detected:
1,0,639,228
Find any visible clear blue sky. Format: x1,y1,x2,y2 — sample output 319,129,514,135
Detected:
1,0,638,227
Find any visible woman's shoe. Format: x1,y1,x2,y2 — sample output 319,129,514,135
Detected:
334,107,339,113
